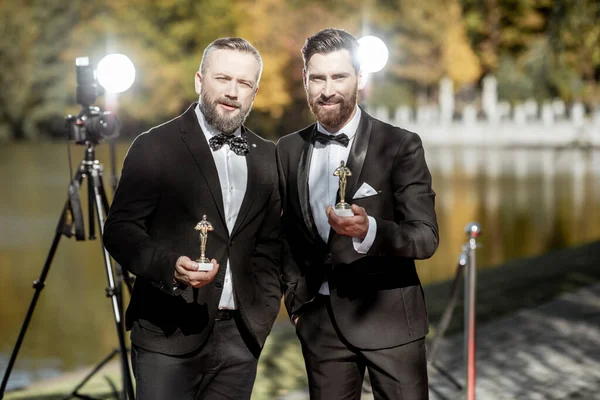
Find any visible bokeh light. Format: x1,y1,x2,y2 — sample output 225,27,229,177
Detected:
357,35,389,73
97,54,136,94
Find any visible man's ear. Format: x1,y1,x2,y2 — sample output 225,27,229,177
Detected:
194,71,202,95
358,69,368,90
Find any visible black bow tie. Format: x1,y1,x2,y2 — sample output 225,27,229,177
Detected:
208,133,249,155
314,131,350,147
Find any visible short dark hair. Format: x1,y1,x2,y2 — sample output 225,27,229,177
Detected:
200,37,263,81
302,28,360,72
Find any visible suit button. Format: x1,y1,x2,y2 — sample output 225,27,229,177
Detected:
325,253,332,262
229,240,234,246
216,282,223,288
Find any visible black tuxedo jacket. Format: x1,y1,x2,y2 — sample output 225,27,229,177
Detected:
277,108,438,350
103,103,281,356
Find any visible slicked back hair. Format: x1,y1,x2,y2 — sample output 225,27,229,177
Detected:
199,37,263,82
302,28,361,72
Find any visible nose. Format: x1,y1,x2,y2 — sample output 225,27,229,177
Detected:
322,79,335,98
224,81,238,99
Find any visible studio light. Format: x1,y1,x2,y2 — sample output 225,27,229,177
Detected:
96,53,136,94
357,36,389,73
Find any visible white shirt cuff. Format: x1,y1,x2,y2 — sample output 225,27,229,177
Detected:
352,216,377,254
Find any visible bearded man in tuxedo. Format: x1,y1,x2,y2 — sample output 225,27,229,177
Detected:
276,28,439,400
103,37,281,400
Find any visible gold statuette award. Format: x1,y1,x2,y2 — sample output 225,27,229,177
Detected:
194,215,214,271
333,161,354,217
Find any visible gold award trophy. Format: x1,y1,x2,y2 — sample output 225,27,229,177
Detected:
333,161,354,217
194,215,214,271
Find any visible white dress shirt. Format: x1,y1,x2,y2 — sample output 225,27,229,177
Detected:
308,106,377,295
195,105,247,309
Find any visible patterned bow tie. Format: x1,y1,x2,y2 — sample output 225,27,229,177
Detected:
208,133,249,155
314,131,350,147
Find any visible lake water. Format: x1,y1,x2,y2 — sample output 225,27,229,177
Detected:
1,142,599,391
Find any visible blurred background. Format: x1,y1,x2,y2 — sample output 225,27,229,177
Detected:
1,0,599,398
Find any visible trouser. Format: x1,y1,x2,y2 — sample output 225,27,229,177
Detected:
132,311,259,400
295,295,429,400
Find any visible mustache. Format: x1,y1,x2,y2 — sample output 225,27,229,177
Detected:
316,96,342,106
216,98,241,108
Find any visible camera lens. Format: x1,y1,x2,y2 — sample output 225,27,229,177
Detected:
85,112,119,139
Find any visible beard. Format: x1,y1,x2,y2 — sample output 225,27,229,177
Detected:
199,88,253,134
307,86,358,131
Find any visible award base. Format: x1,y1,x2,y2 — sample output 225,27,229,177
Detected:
334,203,353,217
196,260,214,272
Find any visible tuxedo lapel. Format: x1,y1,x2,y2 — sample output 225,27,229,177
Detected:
180,105,227,228
230,127,258,238
297,126,323,243
328,109,372,245
342,109,372,202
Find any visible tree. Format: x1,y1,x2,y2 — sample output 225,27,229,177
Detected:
548,0,600,103
461,0,551,73
234,0,363,136
63,0,242,131
2,1,597,141
0,0,79,140
376,0,481,89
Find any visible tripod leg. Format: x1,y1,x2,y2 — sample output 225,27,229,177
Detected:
96,163,111,217
96,165,124,312
87,169,96,240
0,169,85,399
63,349,119,400
89,168,135,400
96,170,134,296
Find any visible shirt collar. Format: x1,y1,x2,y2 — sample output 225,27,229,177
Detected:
316,105,361,140
195,103,242,140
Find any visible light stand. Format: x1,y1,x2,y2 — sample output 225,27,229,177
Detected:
0,142,135,400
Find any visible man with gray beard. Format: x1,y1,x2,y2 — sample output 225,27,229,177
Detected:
103,37,282,400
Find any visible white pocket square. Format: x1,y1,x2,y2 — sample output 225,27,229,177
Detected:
353,182,378,199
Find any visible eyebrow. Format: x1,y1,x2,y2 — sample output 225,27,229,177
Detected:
309,72,350,80
214,73,254,86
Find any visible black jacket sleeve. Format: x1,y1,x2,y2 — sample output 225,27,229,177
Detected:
369,131,439,259
103,133,181,295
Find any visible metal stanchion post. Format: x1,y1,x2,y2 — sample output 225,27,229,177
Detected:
464,222,481,400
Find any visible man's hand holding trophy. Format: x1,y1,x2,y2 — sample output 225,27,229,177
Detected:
326,161,370,240
195,215,215,272
173,215,219,289
333,160,353,217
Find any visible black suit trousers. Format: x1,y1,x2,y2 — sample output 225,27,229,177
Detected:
132,315,259,400
295,295,429,400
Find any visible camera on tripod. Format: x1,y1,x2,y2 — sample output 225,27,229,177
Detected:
0,54,137,400
66,57,119,145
